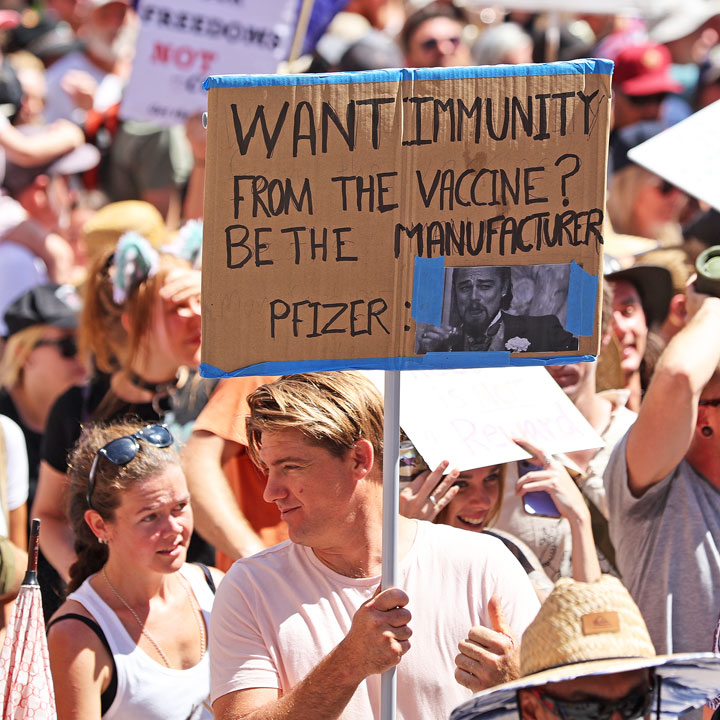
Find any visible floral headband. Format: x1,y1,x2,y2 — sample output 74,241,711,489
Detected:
111,220,203,304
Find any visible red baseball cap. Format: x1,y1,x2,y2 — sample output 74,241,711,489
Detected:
613,43,683,97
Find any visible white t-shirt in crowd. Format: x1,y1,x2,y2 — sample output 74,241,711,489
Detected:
210,520,540,719
0,415,29,537
44,51,123,123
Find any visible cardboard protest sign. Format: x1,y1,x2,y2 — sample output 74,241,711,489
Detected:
627,100,720,213
364,367,603,471
121,0,299,125
201,61,612,377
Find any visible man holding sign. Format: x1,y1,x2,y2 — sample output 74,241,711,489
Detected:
209,372,539,720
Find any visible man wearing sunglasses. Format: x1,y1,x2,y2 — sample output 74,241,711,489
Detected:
604,274,720,668
0,283,86,507
450,575,720,720
401,3,471,69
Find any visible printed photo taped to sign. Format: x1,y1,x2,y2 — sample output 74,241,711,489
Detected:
201,62,611,377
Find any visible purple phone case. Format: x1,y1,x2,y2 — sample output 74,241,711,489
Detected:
519,460,561,518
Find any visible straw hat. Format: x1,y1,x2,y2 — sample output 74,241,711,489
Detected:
82,201,166,263
451,575,720,720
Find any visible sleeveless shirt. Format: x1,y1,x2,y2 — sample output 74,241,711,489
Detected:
67,564,214,719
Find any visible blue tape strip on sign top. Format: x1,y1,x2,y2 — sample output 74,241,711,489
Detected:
200,353,598,378
411,256,445,326
203,58,613,90
565,261,598,337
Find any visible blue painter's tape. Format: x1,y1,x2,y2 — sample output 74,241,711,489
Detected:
566,261,598,337
200,353,597,378
411,256,445,326
203,58,613,90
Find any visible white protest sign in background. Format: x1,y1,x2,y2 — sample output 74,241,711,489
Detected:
121,0,299,125
628,100,720,213
366,367,603,471
463,0,677,15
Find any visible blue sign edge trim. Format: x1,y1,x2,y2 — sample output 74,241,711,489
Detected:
411,256,445,326
565,261,599,337
203,59,613,90
200,353,597,378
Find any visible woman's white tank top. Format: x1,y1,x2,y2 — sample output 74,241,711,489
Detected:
68,564,214,720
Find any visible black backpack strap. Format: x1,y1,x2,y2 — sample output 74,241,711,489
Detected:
193,563,216,594
47,613,118,715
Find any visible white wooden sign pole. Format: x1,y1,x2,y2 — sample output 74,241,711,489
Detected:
380,370,401,720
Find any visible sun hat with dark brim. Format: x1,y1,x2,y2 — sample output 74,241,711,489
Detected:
451,654,720,720
451,576,720,720
605,264,673,329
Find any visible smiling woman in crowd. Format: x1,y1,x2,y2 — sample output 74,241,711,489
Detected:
400,439,600,597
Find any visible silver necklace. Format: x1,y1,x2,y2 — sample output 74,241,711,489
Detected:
102,566,206,668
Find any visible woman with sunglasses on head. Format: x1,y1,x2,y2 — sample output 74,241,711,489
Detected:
33,225,216,617
47,420,223,720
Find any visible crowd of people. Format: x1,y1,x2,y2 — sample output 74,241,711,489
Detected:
0,0,720,719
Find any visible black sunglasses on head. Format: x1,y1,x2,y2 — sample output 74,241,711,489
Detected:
86,424,174,509
34,336,78,359
526,676,657,720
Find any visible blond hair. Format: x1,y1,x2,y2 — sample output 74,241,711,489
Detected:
247,372,384,466
0,325,48,389
434,463,506,529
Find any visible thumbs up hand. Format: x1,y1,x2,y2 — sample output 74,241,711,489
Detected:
454,595,521,693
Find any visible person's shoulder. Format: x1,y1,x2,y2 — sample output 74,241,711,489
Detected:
224,541,296,579
49,383,87,417
46,50,92,77
47,598,103,647
419,520,509,553
180,561,225,590
0,414,23,443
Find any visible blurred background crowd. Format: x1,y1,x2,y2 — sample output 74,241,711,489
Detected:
0,0,720,690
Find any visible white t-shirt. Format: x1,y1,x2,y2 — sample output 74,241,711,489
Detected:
210,520,539,719
44,51,123,123
0,415,29,537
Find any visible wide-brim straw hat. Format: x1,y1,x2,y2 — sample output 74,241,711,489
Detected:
451,576,720,720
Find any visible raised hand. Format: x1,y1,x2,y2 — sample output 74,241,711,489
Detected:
454,595,520,692
399,461,459,521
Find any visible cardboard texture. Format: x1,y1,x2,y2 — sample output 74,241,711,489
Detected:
201,62,612,377
363,367,604,472
121,0,299,125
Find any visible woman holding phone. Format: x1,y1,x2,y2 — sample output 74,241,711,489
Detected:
400,438,600,586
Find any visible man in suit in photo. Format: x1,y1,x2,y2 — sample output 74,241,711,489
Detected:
415,265,577,354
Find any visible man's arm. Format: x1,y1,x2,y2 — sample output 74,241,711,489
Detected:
182,431,265,560
212,588,411,720
626,295,720,496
